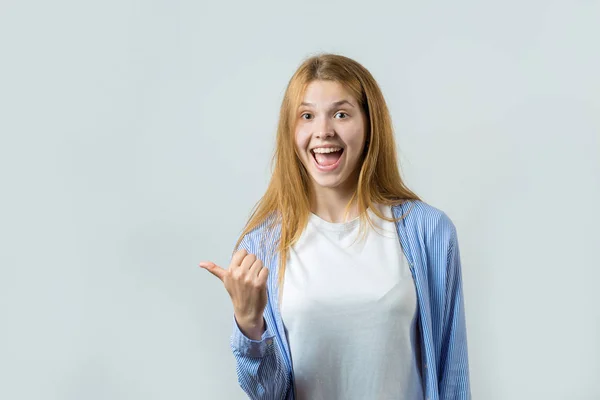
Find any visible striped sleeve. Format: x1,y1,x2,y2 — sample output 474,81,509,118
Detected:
438,219,472,400
230,315,290,399
231,315,276,358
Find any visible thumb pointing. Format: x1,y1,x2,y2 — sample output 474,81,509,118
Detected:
199,261,226,282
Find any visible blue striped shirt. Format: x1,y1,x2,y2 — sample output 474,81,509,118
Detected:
230,200,471,400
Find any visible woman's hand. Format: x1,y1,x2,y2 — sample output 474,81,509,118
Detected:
199,249,269,340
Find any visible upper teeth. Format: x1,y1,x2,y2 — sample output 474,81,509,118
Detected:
313,147,342,154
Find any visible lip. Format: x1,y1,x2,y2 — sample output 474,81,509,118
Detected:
310,148,344,172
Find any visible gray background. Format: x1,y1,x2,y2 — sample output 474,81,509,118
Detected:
1,0,599,399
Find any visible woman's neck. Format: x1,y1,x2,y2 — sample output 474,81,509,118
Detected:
309,183,359,223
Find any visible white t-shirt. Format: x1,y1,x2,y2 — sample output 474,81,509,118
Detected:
280,203,424,400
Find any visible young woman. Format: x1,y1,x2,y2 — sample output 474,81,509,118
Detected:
200,54,471,400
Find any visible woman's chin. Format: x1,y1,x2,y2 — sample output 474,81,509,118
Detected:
309,174,350,191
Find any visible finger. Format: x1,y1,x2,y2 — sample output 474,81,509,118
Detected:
199,261,227,282
257,267,269,285
230,249,248,269
240,253,257,270
248,258,263,278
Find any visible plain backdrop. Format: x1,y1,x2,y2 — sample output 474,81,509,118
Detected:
1,1,599,399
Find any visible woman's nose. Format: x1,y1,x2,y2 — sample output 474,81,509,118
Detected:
315,118,334,139
316,130,334,139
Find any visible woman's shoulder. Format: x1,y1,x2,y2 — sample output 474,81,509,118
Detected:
393,199,457,240
236,213,281,256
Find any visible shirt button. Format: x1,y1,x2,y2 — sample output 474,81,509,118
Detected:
266,339,273,345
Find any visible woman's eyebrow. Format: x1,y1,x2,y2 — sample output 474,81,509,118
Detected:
300,100,355,109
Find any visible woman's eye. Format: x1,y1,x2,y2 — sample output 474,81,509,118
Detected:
301,113,313,120
335,112,348,119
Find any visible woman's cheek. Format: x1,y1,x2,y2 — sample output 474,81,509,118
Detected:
294,133,309,164
295,131,310,153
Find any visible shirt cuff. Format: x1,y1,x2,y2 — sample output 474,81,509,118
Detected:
230,314,276,358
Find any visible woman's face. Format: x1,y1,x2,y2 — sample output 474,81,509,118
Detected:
294,80,368,194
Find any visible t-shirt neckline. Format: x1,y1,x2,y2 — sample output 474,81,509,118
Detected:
308,211,362,232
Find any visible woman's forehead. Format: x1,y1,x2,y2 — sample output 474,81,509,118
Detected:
299,80,358,107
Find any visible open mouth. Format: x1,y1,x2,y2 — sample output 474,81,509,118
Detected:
311,148,344,170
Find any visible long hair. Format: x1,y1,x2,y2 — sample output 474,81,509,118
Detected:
233,53,420,302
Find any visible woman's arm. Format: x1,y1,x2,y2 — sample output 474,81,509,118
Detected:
438,223,471,400
229,233,292,400
230,308,291,399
